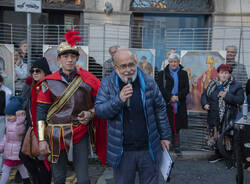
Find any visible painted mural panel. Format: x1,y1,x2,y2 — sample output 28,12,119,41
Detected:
0,44,14,92
181,50,226,112
130,48,155,77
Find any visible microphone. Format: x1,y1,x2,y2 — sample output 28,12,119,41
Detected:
127,78,132,108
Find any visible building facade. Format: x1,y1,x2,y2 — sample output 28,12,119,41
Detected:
1,0,250,150
0,0,249,72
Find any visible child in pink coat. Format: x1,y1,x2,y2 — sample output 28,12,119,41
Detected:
0,96,31,184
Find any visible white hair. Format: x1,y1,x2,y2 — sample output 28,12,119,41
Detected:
168,53,180,62
225,45,238,54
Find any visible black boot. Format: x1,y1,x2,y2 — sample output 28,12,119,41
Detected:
31,176,40,184
14,171,22,183
173,133,182,156
23,178,31,184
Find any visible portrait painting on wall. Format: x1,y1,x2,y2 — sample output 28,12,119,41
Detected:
181,50,226,112
0,44,14,92
43,45,89,73
130,48,155,77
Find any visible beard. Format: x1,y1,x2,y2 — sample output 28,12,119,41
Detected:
116,69,137,83
226,56,235,62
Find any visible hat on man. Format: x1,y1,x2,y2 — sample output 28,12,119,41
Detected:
57,29,82,56
31,57,52,75
57,42,80,56
4,96,24,115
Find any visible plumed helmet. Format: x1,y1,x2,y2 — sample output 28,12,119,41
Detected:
57,29,82,56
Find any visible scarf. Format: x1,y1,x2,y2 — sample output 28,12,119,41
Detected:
206,76,234,122
169,66,180,114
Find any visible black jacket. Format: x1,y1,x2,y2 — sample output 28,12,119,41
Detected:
201,80,244,127
157,65,189,130
89,56,102,81
246,79,250,96
247,79,250,111
0,90,5,115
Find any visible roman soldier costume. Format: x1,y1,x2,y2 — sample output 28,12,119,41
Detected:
31,29,107,167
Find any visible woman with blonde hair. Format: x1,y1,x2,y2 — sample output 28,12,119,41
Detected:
198,56,218,95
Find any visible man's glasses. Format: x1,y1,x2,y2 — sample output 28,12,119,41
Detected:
30,69,42,74
116,62,136,70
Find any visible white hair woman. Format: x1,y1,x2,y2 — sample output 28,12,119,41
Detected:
157,53,189,155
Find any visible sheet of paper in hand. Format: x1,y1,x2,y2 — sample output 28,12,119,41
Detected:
160,149,174,181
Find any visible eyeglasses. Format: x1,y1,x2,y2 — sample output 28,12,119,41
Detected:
30,69,42,74
116,62,136,70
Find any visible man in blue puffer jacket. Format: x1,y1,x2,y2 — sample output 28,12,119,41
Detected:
95,49,171,184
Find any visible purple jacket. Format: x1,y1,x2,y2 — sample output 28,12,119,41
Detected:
0,117,26,160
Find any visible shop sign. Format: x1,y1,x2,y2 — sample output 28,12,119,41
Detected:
15,0,41,13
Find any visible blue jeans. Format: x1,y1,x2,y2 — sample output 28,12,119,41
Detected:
51,135,89,184
113,150,159,184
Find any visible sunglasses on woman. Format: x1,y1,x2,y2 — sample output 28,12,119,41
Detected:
30,68,42,74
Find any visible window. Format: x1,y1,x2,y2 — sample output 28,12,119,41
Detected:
131,14,212,70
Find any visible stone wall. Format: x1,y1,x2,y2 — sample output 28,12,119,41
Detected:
84,0,132,65
213,0,250,27
212,0,250,78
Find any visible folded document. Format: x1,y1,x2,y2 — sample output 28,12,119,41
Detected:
160,149,174,181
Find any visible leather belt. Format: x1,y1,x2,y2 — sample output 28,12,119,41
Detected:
47,122,81,127
47,122,80,163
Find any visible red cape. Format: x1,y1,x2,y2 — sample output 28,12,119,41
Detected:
31,68,107,168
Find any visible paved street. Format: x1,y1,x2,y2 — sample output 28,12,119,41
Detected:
97,159,250,184
169,159,250,184
5,153,250,184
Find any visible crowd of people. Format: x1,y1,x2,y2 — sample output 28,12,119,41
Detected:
0,31,250,184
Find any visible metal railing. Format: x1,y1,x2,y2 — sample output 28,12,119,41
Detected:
1,22,250,151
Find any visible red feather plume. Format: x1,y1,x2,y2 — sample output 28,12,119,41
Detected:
64,28,82,47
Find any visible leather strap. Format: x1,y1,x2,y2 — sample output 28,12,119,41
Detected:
46,75,83,163
48,123,73,163
47,75,83,121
